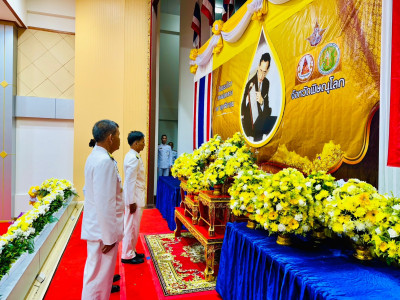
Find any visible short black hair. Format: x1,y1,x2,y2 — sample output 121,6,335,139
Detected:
128,131,145,146
161,134,167,139
259,53,271,69
92,120,119,143
168,141,174,146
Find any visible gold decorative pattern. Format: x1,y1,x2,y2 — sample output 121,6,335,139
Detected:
0,81,8,88
0,151,7,158
144,232,216,295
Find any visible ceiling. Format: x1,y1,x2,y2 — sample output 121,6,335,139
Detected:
0,0,24,27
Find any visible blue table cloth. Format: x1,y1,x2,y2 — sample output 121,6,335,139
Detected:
216,222,400,300
156,176,182,231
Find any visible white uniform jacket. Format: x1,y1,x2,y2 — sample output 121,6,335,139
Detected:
81,145,124,245
158,144,172,169
123,149,146,207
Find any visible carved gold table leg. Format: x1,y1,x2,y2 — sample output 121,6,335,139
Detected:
208,204,215,237
174,213,182,237
192,206,198,224
179,188,185,208
204,245,215,282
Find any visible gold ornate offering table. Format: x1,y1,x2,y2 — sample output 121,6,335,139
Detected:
198,191,231,237
174,207,224,281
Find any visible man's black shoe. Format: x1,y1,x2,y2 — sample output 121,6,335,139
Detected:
113,274,121,282
121,257,144,264
111,285,120,293
135,252,145,259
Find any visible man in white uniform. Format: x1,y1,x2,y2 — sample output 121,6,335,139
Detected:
81,120,124,299
121,131,146,264
158,134,172,176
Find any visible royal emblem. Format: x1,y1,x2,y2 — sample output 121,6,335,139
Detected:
318,43,340,75
296,54,315,83
307,21,326,47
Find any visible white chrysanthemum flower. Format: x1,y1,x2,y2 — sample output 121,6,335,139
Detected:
305,181,311,187
328,211,334,217
294,214,303,221
375,227,382,235
278,224,286,232
240,205,246,210
256,209,261,215
264,223,268,230
355,221,365,231
392,204,400,211
276,203,283,211
302,225,310,232
298,199,306,206
326,196,333,202
351,235,359,242
296,186,302,191
347,185,356,194
243,185,247,190
263,202,269,208
388,228,399,238
315,184,321,191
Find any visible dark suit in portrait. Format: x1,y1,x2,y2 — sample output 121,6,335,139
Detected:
241,73,272,142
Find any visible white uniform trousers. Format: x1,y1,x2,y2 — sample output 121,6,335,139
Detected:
121,206,144,259
81,241,119,300
158,168,169,177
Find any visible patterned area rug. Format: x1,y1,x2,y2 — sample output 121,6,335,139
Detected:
145,232,216,296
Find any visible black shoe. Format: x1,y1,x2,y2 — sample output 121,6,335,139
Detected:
111,285,120,293
135,252,145,259
113,274,120,282
121,257,145,264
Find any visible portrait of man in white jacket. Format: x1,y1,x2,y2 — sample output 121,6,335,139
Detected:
121,131,146,264
81,119,124,299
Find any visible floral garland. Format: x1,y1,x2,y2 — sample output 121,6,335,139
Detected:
0,179,77,280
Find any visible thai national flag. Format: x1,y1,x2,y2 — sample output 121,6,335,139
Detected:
222,0,234,22
193,73,213,149
201,0,215,26
191,2,201,48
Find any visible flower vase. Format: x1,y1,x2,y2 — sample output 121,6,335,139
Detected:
247,220,256,229
276,233,291,246
213,184,222,196
312,228,326,240
353,245,373,261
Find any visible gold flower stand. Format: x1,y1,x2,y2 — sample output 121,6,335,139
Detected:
174,207,224,281
198,191,231,237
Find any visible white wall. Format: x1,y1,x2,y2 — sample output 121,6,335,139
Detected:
26,0,75,33
14,118,74,217
178,0,210,155
379,0,400,196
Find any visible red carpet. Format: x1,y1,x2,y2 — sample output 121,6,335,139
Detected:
45,209,222,300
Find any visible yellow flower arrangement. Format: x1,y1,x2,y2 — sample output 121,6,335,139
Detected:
172,135,223,185
186,171,207,194
325,179,386,246
0,178,77,280
256,168,313,236
229,168,270,220
371,196,400,265
203,132,252,187
306,171,337,230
